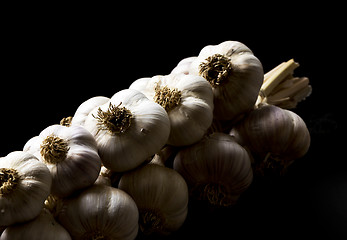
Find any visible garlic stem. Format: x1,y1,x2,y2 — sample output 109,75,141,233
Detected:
0,168,20,196
257,59,311,109
153,85,181,112
261,59,299,97
93,102,133,134
199,54,233,88
40,135,69,164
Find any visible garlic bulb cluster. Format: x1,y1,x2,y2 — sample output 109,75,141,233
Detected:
129,73,213,146
173,133,253,206
118,164,189,235
1,40,313,239
230,104,310,175
0,151,52,226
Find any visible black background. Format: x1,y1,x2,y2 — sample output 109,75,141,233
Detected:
2,4,345,239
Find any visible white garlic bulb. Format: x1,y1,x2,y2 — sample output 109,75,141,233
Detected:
23,124,101,197
57,185,139,240
129,73,214,146
118,164,189,235
230,104,310,175
0,151,52,226
173,132,253,206
1,208,71,240
78,89,170,172
189,40,264,121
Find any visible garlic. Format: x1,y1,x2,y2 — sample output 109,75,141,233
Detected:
171,56,197,75
0,151,52,226
71,96,110,126
79,89,170,172
230,104,310,175
173,132,253,206
256,59,312,109
57,184,139,240
23,124,101,197
189,40,264,121
118,164,189,235
129,73,214,146
1,208,71,240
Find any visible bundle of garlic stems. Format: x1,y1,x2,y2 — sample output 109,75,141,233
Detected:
256,59,312,109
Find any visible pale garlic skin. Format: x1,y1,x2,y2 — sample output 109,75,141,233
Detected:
173,133,253,206
57,185,139,240
130,73,214,146
230,104,310,175
23,125,101,197
118,164,189,235
1,208,71,240
189,40,264,121
0,151,52,226
71,96,110,126
171,56,197,75
82,89,170,172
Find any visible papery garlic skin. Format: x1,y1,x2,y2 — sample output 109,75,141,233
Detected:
23,125,101,197
57,185,139,240
230,104,310,175
189,40,264,121
0,151,52,226
118,164,189,235
173,133,253,206
71,96,110,126
1,208,71,240
130,73,214,146
171,57,197,75
82,89,170,172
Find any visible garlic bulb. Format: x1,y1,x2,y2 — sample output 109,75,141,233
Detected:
0,151,52,226
23,124,101,197
230,104,310,175
118,164,189,235
1,208,71,240
79,89,170,172
173,132,253,206
57,185,139,240
71,96,110,126
171,56,197,75
189,40,264,121
129,73,214,146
